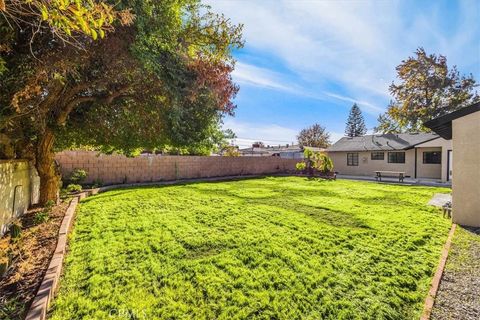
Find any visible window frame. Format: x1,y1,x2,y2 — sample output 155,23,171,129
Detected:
347,153,359,166
388,152,405,164
371,152,385,160
423,151,441,164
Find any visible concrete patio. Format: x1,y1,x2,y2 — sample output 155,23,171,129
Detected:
337,174,452,187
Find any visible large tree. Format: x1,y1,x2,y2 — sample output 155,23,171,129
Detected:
345,103,367,137
0,0,243,204
375,48,479,133
297,124,330,148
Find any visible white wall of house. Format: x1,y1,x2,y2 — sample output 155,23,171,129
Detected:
328,149,416,178
328,137,452,181
452,111,480,227
415,138,452,182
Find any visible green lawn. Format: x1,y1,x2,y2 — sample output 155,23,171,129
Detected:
51,177,451,320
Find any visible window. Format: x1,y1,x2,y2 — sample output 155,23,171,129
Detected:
371,152,384,160
388,152,405,163
347,153,359,166
423,151,441,164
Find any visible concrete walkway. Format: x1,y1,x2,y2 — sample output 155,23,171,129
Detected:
428,193,452,207
336,174,452,187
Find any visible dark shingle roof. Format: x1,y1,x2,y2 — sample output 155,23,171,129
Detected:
327,133,439,152
424,102,480,139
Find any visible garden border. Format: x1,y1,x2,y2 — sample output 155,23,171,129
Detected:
420,223,457,320
25,196,81,320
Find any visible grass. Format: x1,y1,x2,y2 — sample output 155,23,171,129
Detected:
50,177,451,319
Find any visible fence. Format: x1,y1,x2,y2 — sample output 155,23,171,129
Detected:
55,151,299,185
0,160,40,236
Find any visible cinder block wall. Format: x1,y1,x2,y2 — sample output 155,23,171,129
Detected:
55,151,298,185
0,160,40,236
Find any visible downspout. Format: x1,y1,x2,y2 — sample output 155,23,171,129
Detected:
414,148,417,179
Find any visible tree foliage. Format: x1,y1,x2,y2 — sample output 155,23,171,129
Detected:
297,123,330,148
296,149,333,176
375,48,479,133
0,0,243,203
345,103,367,137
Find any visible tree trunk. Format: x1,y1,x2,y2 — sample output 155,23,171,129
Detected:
36,128,60,205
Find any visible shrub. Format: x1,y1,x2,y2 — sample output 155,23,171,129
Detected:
34,211,49,225
92,178,104,188
297,150,334,176
68,168,88,185
44,200,55,210
295,162,306,171
315,153,334,173
9,220,22,239
66,184,82,193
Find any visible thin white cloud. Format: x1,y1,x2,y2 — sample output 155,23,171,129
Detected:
207,0,479,111
233,62,296,93
234,62,383,115
324,92,384,114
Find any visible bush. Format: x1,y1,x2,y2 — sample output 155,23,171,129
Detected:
34,199,55,225
297,150,334,176
9,220,21,239
34,211,49,225
315,153,334,173
92,178,104,188
68,168,88,185
295,162,306,171
66,184,82,193
44,200,55,210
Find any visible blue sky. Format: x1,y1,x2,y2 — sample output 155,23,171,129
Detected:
206,0,480,148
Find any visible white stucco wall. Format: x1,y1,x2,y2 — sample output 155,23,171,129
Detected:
0,160,39,236
415,138,452,182
328,149,416,178
452,111,480,227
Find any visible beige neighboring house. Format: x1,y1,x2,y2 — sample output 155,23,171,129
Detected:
425,102,480,227
327,133,452,182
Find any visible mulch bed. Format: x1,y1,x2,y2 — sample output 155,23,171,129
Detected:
431,226,480,320
0,200,70,320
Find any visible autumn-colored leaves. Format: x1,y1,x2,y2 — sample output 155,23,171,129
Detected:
2,0,133,41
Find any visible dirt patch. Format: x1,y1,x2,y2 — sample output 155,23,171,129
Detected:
431,226,480,320
0,200,70,320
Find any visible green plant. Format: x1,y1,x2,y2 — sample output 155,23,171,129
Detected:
44,199,55,210
9,220,22,239
34,211,49,225
314,153,334,173
68,168,88,185
92,178,104,188
60,188,69,198
66,184,82,193
295,162,306,171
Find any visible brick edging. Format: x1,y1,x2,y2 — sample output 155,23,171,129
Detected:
25,196,81,320
420,223,457,320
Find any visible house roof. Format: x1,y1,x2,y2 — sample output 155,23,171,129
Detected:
239,144,302,153
327,133,439,152
424,102,480,140
238,144,325,155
